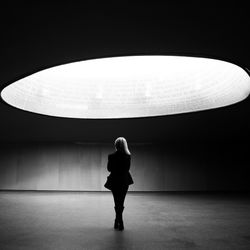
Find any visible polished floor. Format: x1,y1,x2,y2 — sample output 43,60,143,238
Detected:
0,191,250,250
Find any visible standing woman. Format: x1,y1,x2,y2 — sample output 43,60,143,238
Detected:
104,137,134,231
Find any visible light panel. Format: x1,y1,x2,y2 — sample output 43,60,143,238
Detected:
1,56,250,118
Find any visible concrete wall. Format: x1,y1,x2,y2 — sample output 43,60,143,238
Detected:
0,142,249,191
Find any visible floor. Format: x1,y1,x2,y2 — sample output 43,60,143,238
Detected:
0,191,250,250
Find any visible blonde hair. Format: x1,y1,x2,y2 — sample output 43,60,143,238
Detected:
114,137,131,155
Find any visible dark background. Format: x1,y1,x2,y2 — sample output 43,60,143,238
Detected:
0,1,249,191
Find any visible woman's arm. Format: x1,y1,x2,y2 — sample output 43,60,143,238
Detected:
125,156,131,172
107,155,112,172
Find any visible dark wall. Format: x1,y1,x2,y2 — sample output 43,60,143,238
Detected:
0,142,249,191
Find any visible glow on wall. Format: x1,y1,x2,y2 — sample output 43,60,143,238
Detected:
1,56,250,118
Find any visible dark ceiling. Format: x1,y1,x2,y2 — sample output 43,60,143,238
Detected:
0,1,249,143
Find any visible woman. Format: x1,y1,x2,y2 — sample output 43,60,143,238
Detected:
104,137,134,231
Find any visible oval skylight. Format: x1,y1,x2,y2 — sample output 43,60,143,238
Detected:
1,56,250,118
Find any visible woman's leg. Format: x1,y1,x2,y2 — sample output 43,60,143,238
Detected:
112,186,128,207
118,186,128,207
112,186,128,230
111,189,120,229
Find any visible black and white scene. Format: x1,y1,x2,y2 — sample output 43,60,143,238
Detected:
0,1,250,250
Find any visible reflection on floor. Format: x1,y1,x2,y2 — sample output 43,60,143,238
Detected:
0,191,250,250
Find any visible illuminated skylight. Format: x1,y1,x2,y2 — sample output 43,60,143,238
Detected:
1,56,250,118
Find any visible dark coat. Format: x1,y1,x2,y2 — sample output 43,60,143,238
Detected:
104,151,134,190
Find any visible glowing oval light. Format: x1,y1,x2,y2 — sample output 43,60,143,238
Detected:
1,56,250,118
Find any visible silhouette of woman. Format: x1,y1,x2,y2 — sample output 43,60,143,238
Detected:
104,137,134,230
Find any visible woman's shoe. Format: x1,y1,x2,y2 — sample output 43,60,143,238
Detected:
114,206,125,230
118,220,124,231
118,206,124,230
114,219,119,229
